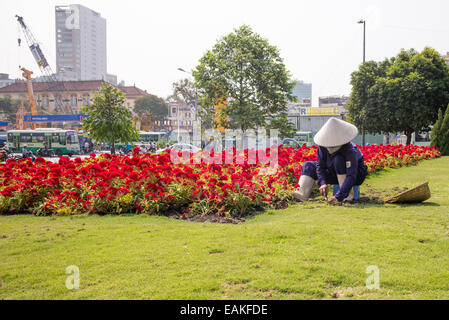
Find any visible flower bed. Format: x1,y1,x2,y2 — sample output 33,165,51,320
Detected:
0,144,441,217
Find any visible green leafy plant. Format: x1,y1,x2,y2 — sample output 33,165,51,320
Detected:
431,105,449,155
347,48,449,144
81,83,140,154
193,25,297,138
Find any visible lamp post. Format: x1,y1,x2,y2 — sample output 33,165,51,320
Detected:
358,19,366,146
176,68,191,142
177,68,198,115
177,67,199,134
358,20,366,64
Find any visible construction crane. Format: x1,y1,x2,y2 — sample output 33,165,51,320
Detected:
21,67,38,130
15,101,27,130
16,15,71,115
16,15,56,82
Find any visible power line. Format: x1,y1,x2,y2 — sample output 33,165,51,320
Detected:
384,25,449,33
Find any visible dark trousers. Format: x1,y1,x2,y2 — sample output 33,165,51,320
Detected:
301,154,367,186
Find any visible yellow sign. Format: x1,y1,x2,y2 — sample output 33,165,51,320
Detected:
301,107,342,116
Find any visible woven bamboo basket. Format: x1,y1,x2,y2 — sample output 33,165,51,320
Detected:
384,181,431,204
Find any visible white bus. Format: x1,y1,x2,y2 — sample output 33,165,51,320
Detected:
116,131,170,150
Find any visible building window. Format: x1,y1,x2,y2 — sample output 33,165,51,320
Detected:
83,94,90,106
42,95,49,109
71,94,77,108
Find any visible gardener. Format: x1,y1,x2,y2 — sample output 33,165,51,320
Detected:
293,117,368,204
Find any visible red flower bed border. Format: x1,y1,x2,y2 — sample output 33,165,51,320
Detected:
0,144,441,217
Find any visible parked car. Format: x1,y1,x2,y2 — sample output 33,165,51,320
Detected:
294,131,314,147
156,143,202,154
282,138,300,149
203,139,237,152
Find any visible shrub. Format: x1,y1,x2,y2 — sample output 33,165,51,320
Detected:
431,106,449,155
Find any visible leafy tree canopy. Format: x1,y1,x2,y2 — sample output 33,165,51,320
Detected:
81,83,139,153
431,105,449,155
0,97,24,126
134,94,168,122
347,47,449,145
168,78,198,107
193,25,297,137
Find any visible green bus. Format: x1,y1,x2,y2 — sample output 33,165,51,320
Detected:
7,129,81,156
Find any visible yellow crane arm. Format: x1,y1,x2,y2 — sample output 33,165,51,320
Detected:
21,67,38,129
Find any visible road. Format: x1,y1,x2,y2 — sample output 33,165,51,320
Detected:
4,152,108,163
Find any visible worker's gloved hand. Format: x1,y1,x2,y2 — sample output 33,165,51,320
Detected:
319,184,329,198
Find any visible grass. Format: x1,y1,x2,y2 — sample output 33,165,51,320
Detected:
1,157,449,300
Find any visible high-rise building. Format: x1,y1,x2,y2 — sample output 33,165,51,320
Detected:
319,95,349,108
292,81,312,106
0,74,15,89
55,5,114,82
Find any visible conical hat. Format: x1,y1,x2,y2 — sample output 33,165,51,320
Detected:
313,118,358,147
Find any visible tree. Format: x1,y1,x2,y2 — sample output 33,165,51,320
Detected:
134,94,168,122
347,48,449,145
431,105,449,155
193,25,297,138
0,97,23,126
346,60,390,133
266,113,297,140
430,108,443,150
167,78,216,130
168,78,198,107
81,83,139,154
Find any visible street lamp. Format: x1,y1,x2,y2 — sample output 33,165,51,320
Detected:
357,20,366,63
177,66,198,113
358,19,366,146
177,67,199,143
178,68,201,146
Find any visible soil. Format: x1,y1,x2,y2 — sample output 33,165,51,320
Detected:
355,184,385,204
271,200,289,210
170,213,244,224
166,184,395,223
357,184,409,204
4,185,400,224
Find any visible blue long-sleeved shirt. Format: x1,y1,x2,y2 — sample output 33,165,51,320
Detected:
316,142,365,202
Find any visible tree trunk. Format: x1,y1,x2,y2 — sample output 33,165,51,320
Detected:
361,126,366,146
111,143,116,155
406,131,413,145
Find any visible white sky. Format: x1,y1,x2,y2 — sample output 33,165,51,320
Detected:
1,0,449,106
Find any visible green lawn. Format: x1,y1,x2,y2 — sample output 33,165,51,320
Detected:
1,157,449,300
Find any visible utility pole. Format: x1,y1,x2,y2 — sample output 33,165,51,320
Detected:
358,19,366,146
177,68,199,145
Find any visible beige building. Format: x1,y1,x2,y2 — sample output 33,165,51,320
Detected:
444,52,449,66
0,80,148,115
167,102,195,132
119,85,150,112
